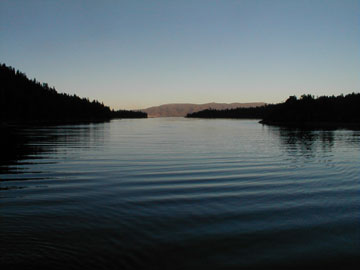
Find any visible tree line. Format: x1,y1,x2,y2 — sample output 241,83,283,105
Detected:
186,93,360,128
0,63,147,123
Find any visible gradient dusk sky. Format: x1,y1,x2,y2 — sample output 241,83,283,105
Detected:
1,0,359,110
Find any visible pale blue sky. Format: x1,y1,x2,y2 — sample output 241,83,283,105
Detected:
1,0,359,109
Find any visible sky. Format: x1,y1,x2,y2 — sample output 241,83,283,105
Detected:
1,0,359,110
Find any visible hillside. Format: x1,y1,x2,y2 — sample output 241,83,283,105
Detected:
260,94,360,127
186,94,360,129
142,102,265,117
0,64,147,123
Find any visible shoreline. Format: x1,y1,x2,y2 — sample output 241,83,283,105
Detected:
259,120,360,130
0,116,147,127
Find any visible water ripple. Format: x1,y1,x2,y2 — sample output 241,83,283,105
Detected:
1,119,359,269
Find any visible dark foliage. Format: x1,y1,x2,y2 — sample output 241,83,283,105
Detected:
111,109,147,118
262,94,360,124
185,105,268,119
186,93,360,128
0,63,147,123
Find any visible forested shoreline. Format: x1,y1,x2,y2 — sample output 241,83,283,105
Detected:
0,64,147,124
186,93,360,129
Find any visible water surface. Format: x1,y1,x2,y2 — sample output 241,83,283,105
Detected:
1,118,359,269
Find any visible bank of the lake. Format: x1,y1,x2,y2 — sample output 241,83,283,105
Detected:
259,120,360,130
0,63,147,124
187,93,360,130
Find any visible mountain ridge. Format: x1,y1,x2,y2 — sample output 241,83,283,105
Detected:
141,102,265,117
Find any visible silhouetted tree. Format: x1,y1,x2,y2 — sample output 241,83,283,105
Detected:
186,93,360,128
0,63,147,123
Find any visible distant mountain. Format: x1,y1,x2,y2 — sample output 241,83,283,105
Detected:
142,102,265,117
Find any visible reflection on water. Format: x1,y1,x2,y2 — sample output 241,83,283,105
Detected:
0,123,109,175
1,119,359,269
267,127,359,167
274,128,336,165
278,128,335,152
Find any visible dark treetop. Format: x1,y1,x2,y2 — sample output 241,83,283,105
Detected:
0,63,146,124
186,93,360,129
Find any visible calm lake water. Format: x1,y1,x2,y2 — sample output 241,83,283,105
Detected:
1,118,359,269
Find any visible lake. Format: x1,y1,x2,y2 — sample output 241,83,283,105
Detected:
1,118,359,269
